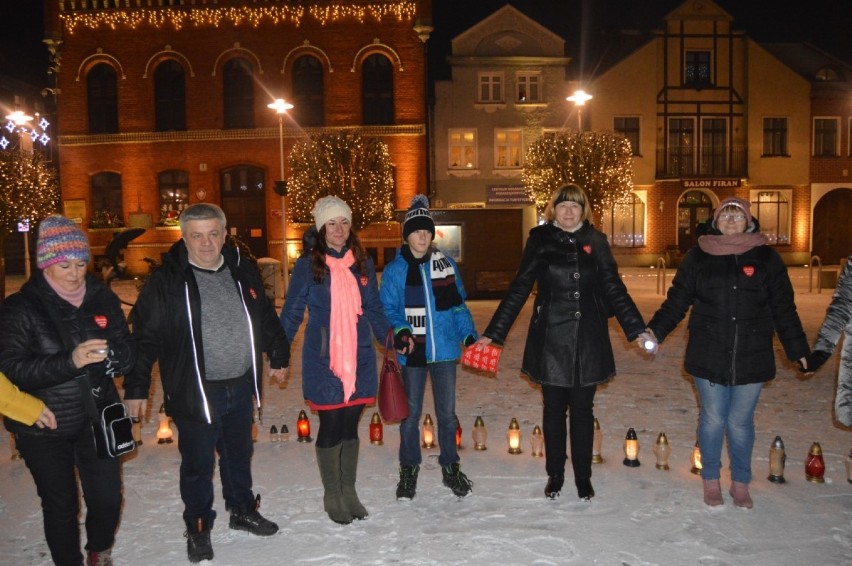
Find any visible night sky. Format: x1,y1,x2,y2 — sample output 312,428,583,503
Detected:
3,1,851,89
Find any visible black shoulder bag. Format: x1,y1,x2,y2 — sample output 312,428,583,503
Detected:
44,304,135,459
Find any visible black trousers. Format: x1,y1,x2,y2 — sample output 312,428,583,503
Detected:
316,404,364,448
17,427,122,566
541,383,597,482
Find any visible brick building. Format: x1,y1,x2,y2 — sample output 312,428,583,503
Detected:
44,0,432,274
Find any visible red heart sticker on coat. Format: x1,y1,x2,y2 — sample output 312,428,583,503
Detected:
583,245,592,254
742,266,755,277
249,288,257,300
94,315,108,329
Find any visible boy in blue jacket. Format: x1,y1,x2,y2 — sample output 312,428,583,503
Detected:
380,195,478,499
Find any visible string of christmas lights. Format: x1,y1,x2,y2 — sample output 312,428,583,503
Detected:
0,150,61,235
287,131,395,230
523,131,634,217
60,2,417,34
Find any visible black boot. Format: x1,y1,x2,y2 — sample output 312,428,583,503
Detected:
441,462,473,497
396,465,419,500
576,478,595,501
340,439,368,519
316,444,353,524
545,474,564,499
230,494,279,536
185,517,214,563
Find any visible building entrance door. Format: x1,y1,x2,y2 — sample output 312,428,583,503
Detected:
678,190,713,254
220,165,268,259
813,187,852,265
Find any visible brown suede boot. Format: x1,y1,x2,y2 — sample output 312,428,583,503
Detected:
702,479,723,506
729,481,753,509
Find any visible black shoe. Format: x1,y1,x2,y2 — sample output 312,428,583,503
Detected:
576,478,595,501
396,465,419,500
442,463,473,497
545,474,564,499
229,495,279,536
186,518,213,563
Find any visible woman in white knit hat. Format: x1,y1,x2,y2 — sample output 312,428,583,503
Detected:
280,196,391,524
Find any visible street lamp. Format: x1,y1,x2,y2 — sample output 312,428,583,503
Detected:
267,98,294,296
566,89,593,131
4,110,38,279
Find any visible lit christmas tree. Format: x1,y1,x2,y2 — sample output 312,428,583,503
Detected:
523,131,634,217
288,131,395,230
0,149,60,299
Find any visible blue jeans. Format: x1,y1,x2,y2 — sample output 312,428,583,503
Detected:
173,376,256,526
693,377,763,484
399,361,458,468
17,427,122,566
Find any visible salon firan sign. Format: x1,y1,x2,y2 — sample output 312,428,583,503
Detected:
682,179,742,189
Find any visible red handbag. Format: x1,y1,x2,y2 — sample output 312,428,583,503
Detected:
378,330,409,422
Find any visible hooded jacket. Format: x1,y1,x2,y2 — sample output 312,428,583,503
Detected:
380,246,477,366
647,240,808,385
0,272,135,436
280,246,389,409
484,221,645,388
813,255,852,426
124,240,289,423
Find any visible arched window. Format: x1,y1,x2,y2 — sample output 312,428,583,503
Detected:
601,193,646,248
361,53,394,125
292,55,324,127
158,170,189,225
154,60,186,131
87,63,118,134
223,58,254,129
90,172,123,226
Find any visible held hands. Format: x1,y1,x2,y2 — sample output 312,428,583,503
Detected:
269,366,288,385
636,329,658,356
71,339,109,369
473,336,493,350
34,405,57,430
797,350,831,375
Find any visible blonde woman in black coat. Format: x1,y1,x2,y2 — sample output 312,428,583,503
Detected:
475,184,654,500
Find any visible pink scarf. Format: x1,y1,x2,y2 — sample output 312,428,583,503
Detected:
325,251,362,403
698,232,768,256
43,272,86,307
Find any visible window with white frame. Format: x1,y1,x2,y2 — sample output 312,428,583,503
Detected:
516,72,541,103
494,129,523,168
751,191,790,245
814,118,839,156
613,117,640,156
762,117,788,157
600,192,646,247
478,73,504,103
448,129,477,169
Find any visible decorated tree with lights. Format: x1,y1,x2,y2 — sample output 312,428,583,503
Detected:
0,149,60,301
523,131,634,217
287,131,395,230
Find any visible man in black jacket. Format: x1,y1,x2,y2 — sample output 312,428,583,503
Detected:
124,204,289,563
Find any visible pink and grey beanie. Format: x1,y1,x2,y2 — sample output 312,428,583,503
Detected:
36,215,90,269
712,197,753,229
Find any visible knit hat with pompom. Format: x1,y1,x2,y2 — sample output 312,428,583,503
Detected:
403,194,435,240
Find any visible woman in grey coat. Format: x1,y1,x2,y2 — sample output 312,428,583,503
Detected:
806,255,852,426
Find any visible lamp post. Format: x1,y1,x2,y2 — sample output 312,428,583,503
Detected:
566,89,592,131
5,110,37,279
267,98,294,297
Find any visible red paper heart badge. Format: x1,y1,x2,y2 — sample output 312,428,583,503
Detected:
93,315,108,329
742,266,755,277
583,245,592,254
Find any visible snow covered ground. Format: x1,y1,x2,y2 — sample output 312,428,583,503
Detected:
1,267,850,566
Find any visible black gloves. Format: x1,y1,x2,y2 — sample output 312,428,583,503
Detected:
801,350,832,374
463,335,476,347
394,330,413,351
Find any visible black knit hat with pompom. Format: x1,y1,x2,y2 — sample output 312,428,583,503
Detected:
403,194,435,240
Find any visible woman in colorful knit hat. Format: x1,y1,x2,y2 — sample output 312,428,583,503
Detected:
0,214,136,566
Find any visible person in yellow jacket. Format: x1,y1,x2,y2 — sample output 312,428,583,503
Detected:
0,371,57,429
